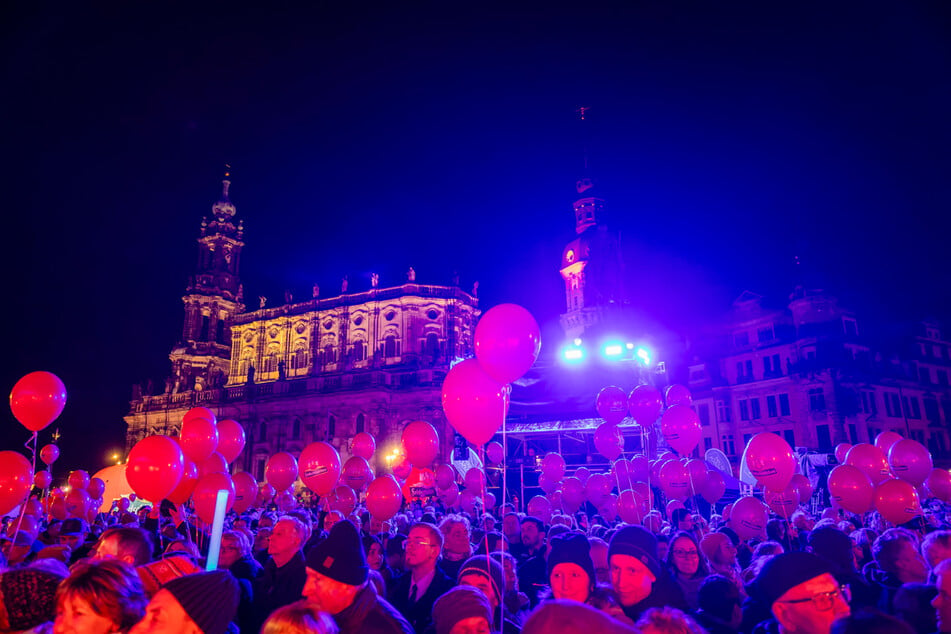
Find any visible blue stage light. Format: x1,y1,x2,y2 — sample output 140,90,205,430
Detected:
635,346,651,365
603,342,624,359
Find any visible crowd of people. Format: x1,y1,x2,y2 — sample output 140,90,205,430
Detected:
1,493,950,634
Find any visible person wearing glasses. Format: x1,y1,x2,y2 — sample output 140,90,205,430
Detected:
388,522,454,634
664,531,709,612
750,551,850,634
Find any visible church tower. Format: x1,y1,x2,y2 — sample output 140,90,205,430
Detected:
167,169,246,394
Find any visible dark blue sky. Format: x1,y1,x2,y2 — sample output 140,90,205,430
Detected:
3,3,950,473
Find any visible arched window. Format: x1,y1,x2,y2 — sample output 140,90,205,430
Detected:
425,333,440,358
323,344,336,364
291,418,301,440
258,422,267,442
264,353,277,373
291,345,308,370
200,315,210,340
216,320,226,344
356,413,365,434
353,340,366,361
384,335,399,358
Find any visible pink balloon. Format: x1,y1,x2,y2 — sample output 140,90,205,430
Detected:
658,460,690,501
661,405,701,456
24,498,43,519
540,453,566,482
435,464,456,490
834,443,852,464
87,477,105,499
232,471,258,514
685,459,708,490
599,493,619,521
585,473,610,507
366,475,402,521
875,478,922,525
351,432,376,460
731,496,768,540
650,459,668,483
875,431,903,456
666,499,685,517
628,385,663,426
275,489,297,512
168,460,199,505
473,303,541,384
126,436,185,502
183,407,217,426
596,386,628,424
464,468,487,495
594,423,623,461
342,456,372,492
179,416,219,463
266,452,299,492
574,467,591,484
790,473,813,503
846,443,892,485
701,471,726,504
618,489,648,524
402,421,439,468
199,452,229,477
256,483,276,506
562,476,585,512
9,371,67,432
659,452,677,463
632,481,654,508
483,491,496,511
538,473,560,494
486,442,504,465
665,384,692,408
926,468,951,502
828,464,874,514
330,485,357,516
49,497,67,521
68,470,90,491
216,420,246,464
33,470,52,490
438,482,459,506
764,483,800,516
39,444,59,466
192,472,235,524
441,359,509,446
299,443,340,495
613,458,632,486
629,456,649,482
743,432,796,491
65,488,91,519
888,439,933,486
527,495,552,523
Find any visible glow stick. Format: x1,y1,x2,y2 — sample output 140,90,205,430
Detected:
205,489,229,571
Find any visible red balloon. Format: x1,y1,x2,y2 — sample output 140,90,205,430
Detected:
402,421,439,468
834,443,852,464
658,460,690,501
686,459,708,490
562,476,585,512
701,471,726,504
527,495,552,523
875,431,903,456
392,455,413,480
596,386,629,424
764,483,800,516
0,451,33,515
435,464,456,490
24,498,42,518
232,471,258,514
574,467,591,484
828,464,874,514
540,453,566,482
613,458,632,487
330,485,357,515
875,478,922,525
9,371,67,432
618,489,648,524
68,470,90,491
49,497,67,521
926,468,951,502
199,452,229,478
126,436,185,502
266,452,300,492
846,443,892,485
34,470,52,490
342,456,372,492
585,473,611,507
742,432,796,491
168,460,200,505
118,497,131,511
351,433,376,461
299,443,339,495
888,439,933,487
216,420,246,464
538,473,560,494
665,384,693,408
789,473,813,503
599,493,619,521
629,455,650,482
661,405,701,456
87,477,105,499
39,444,60,466
486,442,504,465
366,475,402,521
275,489,297,512
731,496,768,541
441,359,509,446
473,303,541,384
256,482,276,506
192,472,236,525
438,482,460,506
65,488,91,518
594,423,623,461
464,468,487,495
628,385,664,426
179,416,219,463
183,407,217,427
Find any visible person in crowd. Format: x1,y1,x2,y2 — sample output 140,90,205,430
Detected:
0,565,65,632
546,532,596,604
655,534,670,563
502,514,523,558
742,541,784,584
608,525,687,622
850,528,877,570
252,516,308,632
440,515,473,580
58,518,93,564
432,585,495,634
53,558,147,634
807,526,877,610
261,601,339,634
749,551,850,634
636,606,705,634
693,574,742,634
385,535,406,579
521,599,638,634
253,526,272,565
700,531,744,596
497,550,530,624
458,554,521,633
218,530,262,581
363,535,395,591
516,517,547,606
323,511,344,534
163,539,200,561
1,531,37,567
130,570,240,634
767,519,792,552
922,530,951,577
932,558,951,633
589,537,610,585
95,527,153,567
665,531,708,611
303,520,412,633
869,528,929,613
389,521,454,633
893,583,938,634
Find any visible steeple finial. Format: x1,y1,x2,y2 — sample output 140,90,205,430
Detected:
212,164,236,221
221,164,232,200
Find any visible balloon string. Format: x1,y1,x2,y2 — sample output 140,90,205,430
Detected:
14,432,37,537
478,443,490,560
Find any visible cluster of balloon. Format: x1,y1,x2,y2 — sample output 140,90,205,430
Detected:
926,468,951,502
845,443,892,486
443,304,540,447
433,464,459,506
741,432,800,516
660,402,702,457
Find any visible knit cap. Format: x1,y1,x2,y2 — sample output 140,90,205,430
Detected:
700,532,731,562
306,519,369,586
163,570,240,634
754,552,834,606
458,554,504,604
608,525,660,575
137,552,203,597
433,585,494,634
547,532,596,584
0,568,66,631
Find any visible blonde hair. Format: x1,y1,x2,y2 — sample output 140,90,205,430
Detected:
261,600,338,634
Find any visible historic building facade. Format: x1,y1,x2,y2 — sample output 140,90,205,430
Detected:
125,177,480,480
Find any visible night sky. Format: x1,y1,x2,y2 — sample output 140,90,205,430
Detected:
3,4,950,475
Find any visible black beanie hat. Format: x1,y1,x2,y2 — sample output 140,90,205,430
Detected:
808,526,853,574
608,525,660,576
547,532,596,585
433,586,493,634
306,519,369,586
755,552,834,606
163,570,239,634
458,555,504,604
